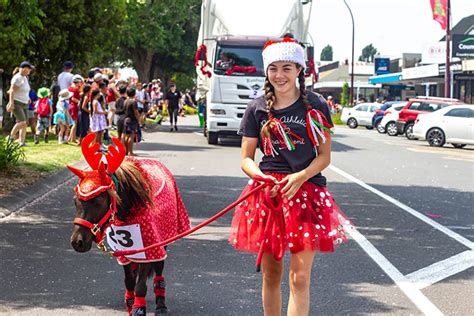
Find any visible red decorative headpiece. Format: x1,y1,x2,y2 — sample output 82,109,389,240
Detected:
67,133,126,200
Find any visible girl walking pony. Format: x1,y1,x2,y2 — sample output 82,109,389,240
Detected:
229,37,352,315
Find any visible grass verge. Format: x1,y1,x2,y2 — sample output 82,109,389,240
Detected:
0,131,83,197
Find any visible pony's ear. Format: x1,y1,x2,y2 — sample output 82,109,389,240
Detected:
67,165,86,179
98,161,108,182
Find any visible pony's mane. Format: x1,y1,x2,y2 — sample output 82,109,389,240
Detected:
113,160,153,211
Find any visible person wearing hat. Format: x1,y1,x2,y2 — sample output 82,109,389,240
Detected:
34,87,53,144
58,61,75,90
53,89,74,144
228,37,351,315
68,74,84,144
6,61,34,146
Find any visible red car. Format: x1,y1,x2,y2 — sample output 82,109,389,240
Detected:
396,97,463,139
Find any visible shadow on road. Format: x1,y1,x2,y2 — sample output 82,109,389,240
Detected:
0,174,471,314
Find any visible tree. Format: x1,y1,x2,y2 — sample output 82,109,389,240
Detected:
358,44,378,62
340,82,349,106
119,0,201,83
320,45,333,61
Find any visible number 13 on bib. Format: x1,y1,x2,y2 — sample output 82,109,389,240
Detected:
104,224,146,259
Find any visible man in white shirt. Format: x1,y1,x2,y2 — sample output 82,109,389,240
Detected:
57,61,74,90
7,61,33,146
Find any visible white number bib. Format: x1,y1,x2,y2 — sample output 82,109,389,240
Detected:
104,224,146,259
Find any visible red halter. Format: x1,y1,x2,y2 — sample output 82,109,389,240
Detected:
73,198,117,243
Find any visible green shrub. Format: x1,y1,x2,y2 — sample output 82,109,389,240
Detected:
0,138,26,170
331,113,344,125
183,105,198,115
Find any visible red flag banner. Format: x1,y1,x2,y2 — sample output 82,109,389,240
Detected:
430,0,447,30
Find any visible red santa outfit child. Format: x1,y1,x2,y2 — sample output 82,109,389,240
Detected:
229,37,352,315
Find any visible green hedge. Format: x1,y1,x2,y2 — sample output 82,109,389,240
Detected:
0,138,26,170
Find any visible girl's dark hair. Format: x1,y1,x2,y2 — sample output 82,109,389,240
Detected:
91,88,100,99
82,84,91,94
261,64,311,138
127,86,136,97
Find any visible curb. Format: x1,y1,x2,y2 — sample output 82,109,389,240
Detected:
0,160,88,218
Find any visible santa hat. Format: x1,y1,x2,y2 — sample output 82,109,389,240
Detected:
262,37,306,73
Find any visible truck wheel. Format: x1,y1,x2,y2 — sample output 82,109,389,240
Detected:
207,131,218,145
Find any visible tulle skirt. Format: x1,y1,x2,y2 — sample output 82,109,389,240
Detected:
229,173,352,261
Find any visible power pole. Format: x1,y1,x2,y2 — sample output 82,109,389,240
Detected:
444,0,451,98
344,0,355,105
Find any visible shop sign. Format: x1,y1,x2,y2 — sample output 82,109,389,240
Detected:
402,64,439,80
422,42,446,64
453,35,474,58
374,57,390,75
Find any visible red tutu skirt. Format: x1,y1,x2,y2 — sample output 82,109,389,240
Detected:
229,173,352,261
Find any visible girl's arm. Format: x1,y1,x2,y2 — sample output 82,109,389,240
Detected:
241,136,278,195
93,100,99,114
81,96,89,113
280,134,332,199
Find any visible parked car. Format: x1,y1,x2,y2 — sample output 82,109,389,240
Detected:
341,103,380,129
413,105,474,148
380,102,408,136
396,96,463,140
372,101,405,133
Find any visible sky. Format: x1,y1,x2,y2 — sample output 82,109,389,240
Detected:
309,0,474,62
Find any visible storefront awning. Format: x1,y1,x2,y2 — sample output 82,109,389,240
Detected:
368,73,402,84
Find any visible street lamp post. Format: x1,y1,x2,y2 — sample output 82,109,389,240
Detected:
343,0,355,105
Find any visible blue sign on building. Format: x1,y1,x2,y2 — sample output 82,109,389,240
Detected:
374,57,390,75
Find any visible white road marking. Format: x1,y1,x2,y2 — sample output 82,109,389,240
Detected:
193,132,204,136
329,165,474,250
346,226,443,315
405,250,474,290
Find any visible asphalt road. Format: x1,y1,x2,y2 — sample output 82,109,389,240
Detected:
0,116,473,315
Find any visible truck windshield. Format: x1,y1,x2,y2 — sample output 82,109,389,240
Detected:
214,46,264,76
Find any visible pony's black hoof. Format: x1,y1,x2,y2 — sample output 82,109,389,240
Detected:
132,306,146,316
155,306,168,314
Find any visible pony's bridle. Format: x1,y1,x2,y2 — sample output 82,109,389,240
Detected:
73,197,117,244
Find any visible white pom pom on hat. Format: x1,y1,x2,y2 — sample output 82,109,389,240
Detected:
262,37,306,73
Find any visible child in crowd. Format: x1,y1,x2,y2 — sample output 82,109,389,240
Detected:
90,88,107,150
34,87,53,144
53,89,73,144
77,84,91,145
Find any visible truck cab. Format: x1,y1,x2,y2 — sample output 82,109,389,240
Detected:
205,36,273,144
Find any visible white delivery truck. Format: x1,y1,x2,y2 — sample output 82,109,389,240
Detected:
195,0,313,144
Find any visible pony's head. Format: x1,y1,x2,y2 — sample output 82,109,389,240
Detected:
69,133,125,253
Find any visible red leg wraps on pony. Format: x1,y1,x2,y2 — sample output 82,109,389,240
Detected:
153,276,166,297
124,290,134,315
131,296,146,316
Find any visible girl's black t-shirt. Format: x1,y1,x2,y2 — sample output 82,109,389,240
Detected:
238,92,333,187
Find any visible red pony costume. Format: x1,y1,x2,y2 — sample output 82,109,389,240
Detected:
69,133,190,264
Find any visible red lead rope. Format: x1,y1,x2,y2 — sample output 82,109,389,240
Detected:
111,179,273,257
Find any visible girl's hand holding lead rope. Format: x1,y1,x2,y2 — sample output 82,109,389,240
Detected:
278,171,308,200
